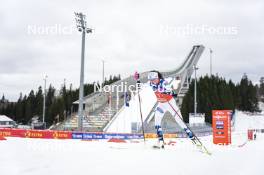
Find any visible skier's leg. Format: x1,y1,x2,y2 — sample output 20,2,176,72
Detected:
167,99,194,139
154,103,165,143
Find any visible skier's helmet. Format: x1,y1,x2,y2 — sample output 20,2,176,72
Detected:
147,70,163,80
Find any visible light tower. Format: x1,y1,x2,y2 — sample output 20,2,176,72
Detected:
210,48,213,76
43,75,48,129
102,60,105,87
75,12,92,131
193,65,199,117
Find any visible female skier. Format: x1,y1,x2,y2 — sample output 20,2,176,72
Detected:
147,70,194,148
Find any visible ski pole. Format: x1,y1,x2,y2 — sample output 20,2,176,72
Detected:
138,91,146,143
167,100,200,140
167,100,211,154
134,71,146,143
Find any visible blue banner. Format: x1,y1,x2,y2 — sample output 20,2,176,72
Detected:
72,133,83,139
72,132,143,140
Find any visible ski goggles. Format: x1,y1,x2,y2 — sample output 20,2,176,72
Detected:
148,72,159,80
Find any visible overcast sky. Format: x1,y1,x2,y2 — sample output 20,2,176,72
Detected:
0,0,263,101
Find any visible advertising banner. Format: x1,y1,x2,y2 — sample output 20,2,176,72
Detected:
0,128,12,137
212,110,232,145
80,133,143,140
51,131,72,139
0,128,211,140
0,128,72,139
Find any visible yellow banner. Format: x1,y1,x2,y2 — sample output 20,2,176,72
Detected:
144,133,177,138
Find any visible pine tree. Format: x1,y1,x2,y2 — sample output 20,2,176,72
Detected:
237,74,259,112
34,86,43,116
24,100,32,123
15,93,24,122
181,75,236,124
20,95,28,124
46,85,56,125
1,94,6,103
259,77,264,102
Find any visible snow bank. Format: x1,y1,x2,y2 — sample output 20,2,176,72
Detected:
259,102,264,114
234,111,264,132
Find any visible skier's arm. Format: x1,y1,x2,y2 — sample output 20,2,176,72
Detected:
163,79,178,97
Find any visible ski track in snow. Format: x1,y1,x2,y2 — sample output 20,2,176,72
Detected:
0,112,264,175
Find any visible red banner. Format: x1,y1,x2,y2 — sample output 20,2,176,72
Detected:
0,128,72,139
0,128,12,137
51,131,72,139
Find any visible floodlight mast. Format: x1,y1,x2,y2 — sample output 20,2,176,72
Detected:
74,12,92,131
43,75,48,129
210,48,213,77
193,65,199,117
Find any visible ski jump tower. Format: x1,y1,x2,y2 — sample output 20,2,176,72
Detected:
70,45,205,133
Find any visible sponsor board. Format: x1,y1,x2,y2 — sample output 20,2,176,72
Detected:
212,110,232,145
0,128,12,137
72,133,83,139
0,128,211,140
52,131,72,139
144,133,178,138
0,128,72,139
80,133,143,140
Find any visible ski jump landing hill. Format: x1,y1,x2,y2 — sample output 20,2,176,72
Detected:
55,45,208,134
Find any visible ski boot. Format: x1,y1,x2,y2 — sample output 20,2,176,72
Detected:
184,128,196,143
153,126,165,149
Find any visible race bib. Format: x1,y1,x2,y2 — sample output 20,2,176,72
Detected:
155,92,173,103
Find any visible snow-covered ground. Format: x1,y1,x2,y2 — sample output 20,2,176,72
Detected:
1,112,264,175
234,110,264,132
259,102,264,114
